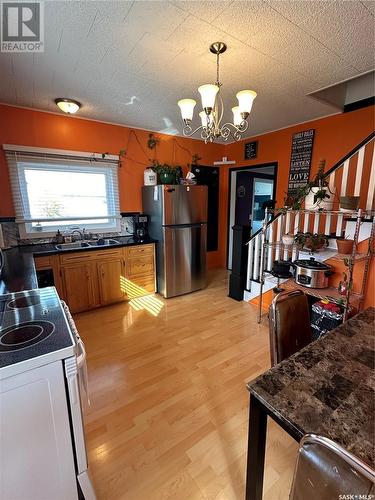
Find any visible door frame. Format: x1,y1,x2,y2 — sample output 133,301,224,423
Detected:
226,162,278,270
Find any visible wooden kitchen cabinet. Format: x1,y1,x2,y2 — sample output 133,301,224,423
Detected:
34,243,156,313
123,244,156,298
97,258,126,305
62,262,100,313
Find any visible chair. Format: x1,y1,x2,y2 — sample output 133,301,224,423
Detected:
290,434,375,499
268,289,312,366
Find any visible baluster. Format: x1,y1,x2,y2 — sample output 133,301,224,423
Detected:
291,212,300,261
253,234,261,281
340,159,350,197
336,212,344,237
328,170,336,191
247,239,254,288
283,211,291,259
267,221,274,271
324,212,332,236
303,211,310,233
366,143,375,211
354,147,365,197
294,212,300,234
313,212,320,234
275,215,282,261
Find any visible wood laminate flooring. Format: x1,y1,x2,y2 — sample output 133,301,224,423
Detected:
75,269,298,500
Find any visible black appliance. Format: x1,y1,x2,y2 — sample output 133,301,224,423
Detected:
133,214,149,241
228,224,250,301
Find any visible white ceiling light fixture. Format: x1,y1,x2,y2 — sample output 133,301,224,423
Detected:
55,98,81,114
177,42,257,143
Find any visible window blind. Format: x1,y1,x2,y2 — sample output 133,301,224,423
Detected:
4,145,121,234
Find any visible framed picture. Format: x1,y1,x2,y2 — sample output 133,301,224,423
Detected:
244,141,258,160
287,129,315,196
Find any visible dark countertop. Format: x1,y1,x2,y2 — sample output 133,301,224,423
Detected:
0,237,156,295
247,307,375,467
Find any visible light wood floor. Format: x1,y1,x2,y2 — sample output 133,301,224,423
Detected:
75,269,298,500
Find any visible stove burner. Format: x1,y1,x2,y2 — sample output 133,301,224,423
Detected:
0,321,55,352
7,295,41,310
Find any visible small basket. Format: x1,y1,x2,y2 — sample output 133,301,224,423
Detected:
339,196,360,211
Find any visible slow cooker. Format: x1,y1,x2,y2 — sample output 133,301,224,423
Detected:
293,257,333,289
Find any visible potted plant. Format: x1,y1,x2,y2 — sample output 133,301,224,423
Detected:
336,235,354,255
151,161,177,184
294,231,328,252
339,195,360,212
304,159,336,211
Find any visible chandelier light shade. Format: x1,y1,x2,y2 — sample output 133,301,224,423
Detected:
177,42,257,143
55,98,81,114
198,84,219,112
236,90,257,116
232,106,242,127
177,99,196,121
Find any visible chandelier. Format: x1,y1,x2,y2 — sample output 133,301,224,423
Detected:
177,42,257,143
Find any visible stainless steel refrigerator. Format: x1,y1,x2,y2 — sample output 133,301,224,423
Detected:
142,185,208,298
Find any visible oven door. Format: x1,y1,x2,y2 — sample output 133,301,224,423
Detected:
65,355,96,500
62,300,96,500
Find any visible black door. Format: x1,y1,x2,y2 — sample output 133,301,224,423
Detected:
191,165,219,252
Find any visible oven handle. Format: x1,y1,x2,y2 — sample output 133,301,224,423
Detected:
76,336,90,406
61,300,90,407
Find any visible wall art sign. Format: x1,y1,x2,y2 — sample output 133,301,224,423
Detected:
288,129,315,195
244,141,258,160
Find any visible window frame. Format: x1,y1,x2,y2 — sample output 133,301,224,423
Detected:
4,145,121,239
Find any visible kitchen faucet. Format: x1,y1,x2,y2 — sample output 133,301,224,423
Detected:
70,228,85,241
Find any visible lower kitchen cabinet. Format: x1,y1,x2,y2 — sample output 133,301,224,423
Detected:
34,243,156,313
62,263,100,313
98,258,126,305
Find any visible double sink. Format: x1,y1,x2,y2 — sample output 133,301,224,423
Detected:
55,239,119,251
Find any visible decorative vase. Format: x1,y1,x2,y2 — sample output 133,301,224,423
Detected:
159,172,175,184
144,168,157,186
336,239,354,255
305,187,335,211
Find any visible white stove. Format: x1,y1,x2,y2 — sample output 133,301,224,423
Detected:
0,288,76,379
0,287,96,500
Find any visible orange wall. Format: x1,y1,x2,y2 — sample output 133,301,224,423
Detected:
0,104,223,267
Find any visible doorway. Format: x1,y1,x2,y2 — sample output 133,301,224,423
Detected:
227,163,277,270
191,165,219,252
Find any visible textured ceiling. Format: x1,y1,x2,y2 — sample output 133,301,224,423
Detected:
0,0,374,141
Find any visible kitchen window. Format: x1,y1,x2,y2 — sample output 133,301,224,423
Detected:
4,145,120,238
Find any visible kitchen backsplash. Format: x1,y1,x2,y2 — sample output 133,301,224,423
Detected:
0,216,135,249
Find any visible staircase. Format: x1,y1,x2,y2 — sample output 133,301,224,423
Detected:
245,132,375,302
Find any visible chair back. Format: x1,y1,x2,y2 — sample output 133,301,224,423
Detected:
269,290,312,366
290,434,375,499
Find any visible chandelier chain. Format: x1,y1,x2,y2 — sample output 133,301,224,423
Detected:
216,52,220,86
